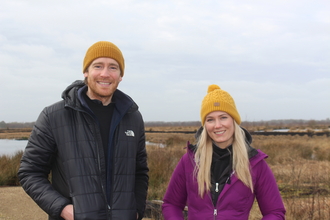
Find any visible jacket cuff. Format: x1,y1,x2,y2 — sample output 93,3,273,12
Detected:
137,209,144,220
57,202,72,219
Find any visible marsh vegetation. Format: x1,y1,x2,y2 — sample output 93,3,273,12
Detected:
1,123,330,219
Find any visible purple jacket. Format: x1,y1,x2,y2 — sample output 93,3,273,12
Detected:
162,147,285,220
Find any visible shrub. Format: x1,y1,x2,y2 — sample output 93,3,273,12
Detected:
146,144,185,200
0,150,23,186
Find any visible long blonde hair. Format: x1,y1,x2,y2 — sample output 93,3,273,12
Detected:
194,121,253,197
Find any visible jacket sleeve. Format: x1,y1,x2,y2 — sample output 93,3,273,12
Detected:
162,155,187,220
17,108,71,218
254,159,286,220
135,122,149,220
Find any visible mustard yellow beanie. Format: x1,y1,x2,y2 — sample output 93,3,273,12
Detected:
83,41,125,76
200,84,241,125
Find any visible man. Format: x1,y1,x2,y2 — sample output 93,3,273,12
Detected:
18,41,149,220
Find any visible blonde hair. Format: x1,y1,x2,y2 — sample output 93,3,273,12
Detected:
194,121,253,197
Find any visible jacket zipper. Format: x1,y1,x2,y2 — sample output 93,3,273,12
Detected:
66,88,111,213
93,117,111,213
215,183,219,192
214,181,220,218
212,173,234,219
207,192,218,219
213,147,232,219
85,109,111,212
189,148,220,219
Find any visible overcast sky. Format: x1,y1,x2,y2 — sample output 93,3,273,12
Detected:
1,0,329,123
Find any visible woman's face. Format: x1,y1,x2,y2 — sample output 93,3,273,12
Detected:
204,111,235,149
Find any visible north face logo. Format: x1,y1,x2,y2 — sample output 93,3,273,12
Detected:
125,130,135,137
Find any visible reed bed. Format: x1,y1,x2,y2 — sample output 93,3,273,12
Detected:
0,151,22,186
146,133,330,219
1,128,329,219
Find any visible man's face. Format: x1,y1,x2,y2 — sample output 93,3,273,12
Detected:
84,57,122,105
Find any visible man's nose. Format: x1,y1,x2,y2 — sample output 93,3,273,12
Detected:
100,68,111,76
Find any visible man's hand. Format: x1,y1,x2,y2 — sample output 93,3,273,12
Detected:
61,204,74,220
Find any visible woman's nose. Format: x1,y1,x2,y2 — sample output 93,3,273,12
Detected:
215,119,222,128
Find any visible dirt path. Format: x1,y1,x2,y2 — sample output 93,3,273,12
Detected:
0,186,47,220
0,187,153,220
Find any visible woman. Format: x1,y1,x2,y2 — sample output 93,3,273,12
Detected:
162,84,285,220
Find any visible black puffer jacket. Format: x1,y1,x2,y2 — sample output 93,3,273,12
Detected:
18,80,149,220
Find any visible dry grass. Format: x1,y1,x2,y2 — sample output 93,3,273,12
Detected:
147,145,186,200
0,152,22,186
1,127,330,219
145,132,330,220
252,135,330,164
0,128,31,140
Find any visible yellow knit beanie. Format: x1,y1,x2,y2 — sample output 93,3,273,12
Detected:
83,41,125,76
200,84,241,125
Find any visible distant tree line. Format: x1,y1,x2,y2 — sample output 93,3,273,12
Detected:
0,121,35,129
1,119,329,129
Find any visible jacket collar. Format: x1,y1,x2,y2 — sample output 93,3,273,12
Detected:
61,80,138,115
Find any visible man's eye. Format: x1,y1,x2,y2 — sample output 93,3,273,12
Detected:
94,65,102,69
110,66,118,70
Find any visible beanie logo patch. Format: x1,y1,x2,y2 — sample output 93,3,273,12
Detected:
214,102,220,106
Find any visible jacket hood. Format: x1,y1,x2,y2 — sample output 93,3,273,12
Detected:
61,80,85,108
61,80,139,113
